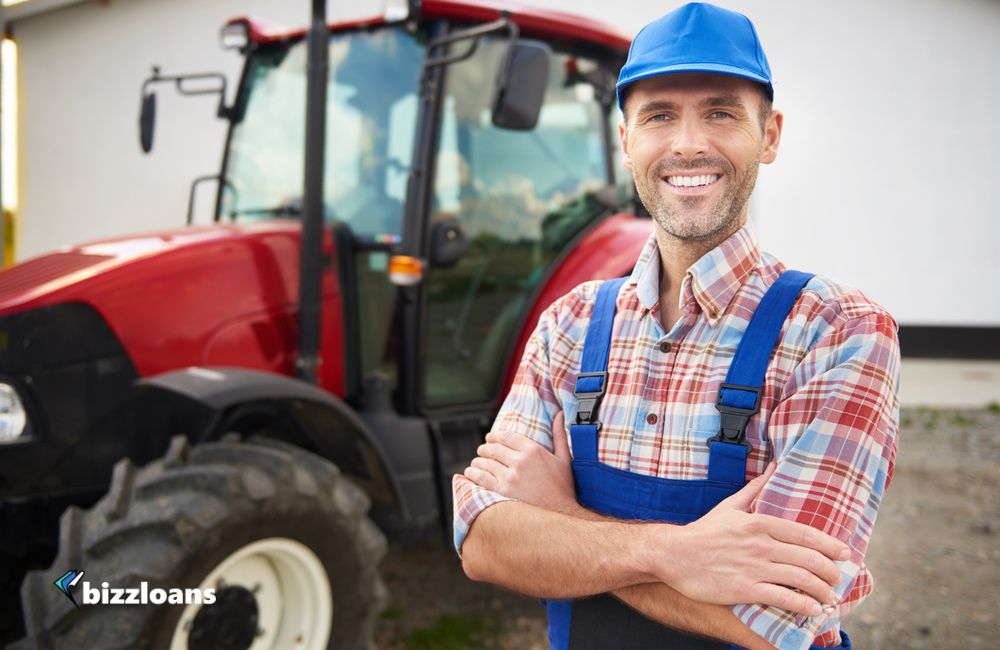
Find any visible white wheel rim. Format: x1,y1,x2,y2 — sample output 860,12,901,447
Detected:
170,537,333,650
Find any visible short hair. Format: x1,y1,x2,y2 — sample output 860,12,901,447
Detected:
754,86,773,132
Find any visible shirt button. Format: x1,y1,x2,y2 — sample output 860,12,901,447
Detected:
646,413,658,425
659,341,672,353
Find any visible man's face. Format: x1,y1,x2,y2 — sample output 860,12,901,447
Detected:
620,73,782,241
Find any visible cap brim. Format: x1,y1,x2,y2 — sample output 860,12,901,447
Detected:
617,63,773,107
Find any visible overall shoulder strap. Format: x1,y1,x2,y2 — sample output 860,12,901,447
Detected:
570,277,628,462
707,269,814,483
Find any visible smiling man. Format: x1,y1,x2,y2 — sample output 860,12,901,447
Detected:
453,4,900,650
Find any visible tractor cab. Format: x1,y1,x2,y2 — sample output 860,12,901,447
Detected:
207,4,631,413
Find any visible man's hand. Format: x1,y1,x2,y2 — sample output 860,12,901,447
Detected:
463,412,578,514
463,420,849,616
653,466,848,616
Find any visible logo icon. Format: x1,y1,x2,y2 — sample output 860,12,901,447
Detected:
53,570,84,609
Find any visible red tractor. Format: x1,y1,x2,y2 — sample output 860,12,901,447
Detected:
0,1,651,647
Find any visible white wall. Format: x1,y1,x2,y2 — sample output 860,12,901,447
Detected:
12,0,380,257
11,0,1000,327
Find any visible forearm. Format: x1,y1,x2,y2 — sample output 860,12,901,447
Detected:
565,504,773,649
459,463,850,623
460,500,660,599
613,583,774,649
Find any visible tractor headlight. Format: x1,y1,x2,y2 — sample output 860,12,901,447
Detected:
383,0,416,23
0,382,28,443
220,20,249,51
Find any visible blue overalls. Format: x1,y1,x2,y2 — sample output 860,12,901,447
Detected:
544,272,851,650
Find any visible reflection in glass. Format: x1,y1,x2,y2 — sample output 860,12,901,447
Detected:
424,39,619,407
223,28,423,241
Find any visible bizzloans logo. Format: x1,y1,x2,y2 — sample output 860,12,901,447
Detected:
53,570,85,609
54,569,216,608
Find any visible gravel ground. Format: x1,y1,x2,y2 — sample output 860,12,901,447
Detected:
373,407,1000,650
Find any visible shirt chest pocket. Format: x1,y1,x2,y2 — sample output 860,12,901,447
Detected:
623,413,721,475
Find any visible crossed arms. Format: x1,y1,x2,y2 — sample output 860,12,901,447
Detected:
453,308,900,649
459,418,844,650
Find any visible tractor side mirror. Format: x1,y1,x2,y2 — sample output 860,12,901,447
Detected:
428,218,468,268
139,92,156,153
491,39,551,131
137,66,229,154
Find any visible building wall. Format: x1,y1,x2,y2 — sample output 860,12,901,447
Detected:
11,0,368,256
9,0,1000,327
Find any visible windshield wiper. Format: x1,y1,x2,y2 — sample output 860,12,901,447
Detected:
226,199,302,220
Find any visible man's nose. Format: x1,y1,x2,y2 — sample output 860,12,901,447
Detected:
671,117,708,158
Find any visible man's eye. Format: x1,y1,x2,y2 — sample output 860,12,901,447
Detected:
710,111,733,119
648,114,670,123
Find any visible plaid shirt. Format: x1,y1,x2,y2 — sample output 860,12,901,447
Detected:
452,223,901,650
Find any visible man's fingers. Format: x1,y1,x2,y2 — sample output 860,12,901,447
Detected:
477,442,519,467
470,456,508,481
551,411,571,460
463,465,498,491
763,562,838,606
758,515,850,563
485,429,531,451
748,582,824,618
765,538,843,587
718,463,774,511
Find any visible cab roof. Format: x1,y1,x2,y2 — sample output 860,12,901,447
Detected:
230,0,632,54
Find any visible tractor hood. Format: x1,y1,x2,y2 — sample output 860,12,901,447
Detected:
0,222,345,392
4,226,257,308
0,223,307,313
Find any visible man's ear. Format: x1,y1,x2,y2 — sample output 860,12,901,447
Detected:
760,109,783,165
619,120,633,170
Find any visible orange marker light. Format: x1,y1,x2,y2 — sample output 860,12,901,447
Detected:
388,255,424,286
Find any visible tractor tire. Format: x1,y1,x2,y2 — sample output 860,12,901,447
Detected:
10,435,388,650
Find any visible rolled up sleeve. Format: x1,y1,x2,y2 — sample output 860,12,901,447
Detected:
733,311,901,649
452,301,566,555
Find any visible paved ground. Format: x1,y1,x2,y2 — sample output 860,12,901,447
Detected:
898,359,1000,408
374,406,1000,649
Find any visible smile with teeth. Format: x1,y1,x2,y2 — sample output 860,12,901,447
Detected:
666,174,720,188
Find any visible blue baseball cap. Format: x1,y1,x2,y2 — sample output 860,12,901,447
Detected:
616,2,773,110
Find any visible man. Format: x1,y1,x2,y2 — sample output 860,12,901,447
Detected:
452,3,899,649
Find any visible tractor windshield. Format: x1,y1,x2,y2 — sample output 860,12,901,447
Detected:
222,26,423,241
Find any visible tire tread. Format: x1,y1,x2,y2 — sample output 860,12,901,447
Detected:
14,436,386,650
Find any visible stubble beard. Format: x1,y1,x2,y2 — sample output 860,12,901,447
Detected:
635,153,762,243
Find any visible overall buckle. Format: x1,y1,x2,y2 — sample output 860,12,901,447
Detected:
574,371,607,424
707,383,760,450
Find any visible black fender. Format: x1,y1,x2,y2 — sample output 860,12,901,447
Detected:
136,367,406,516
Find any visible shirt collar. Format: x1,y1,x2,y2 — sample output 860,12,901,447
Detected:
628,233,662,313
628,222,761,326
